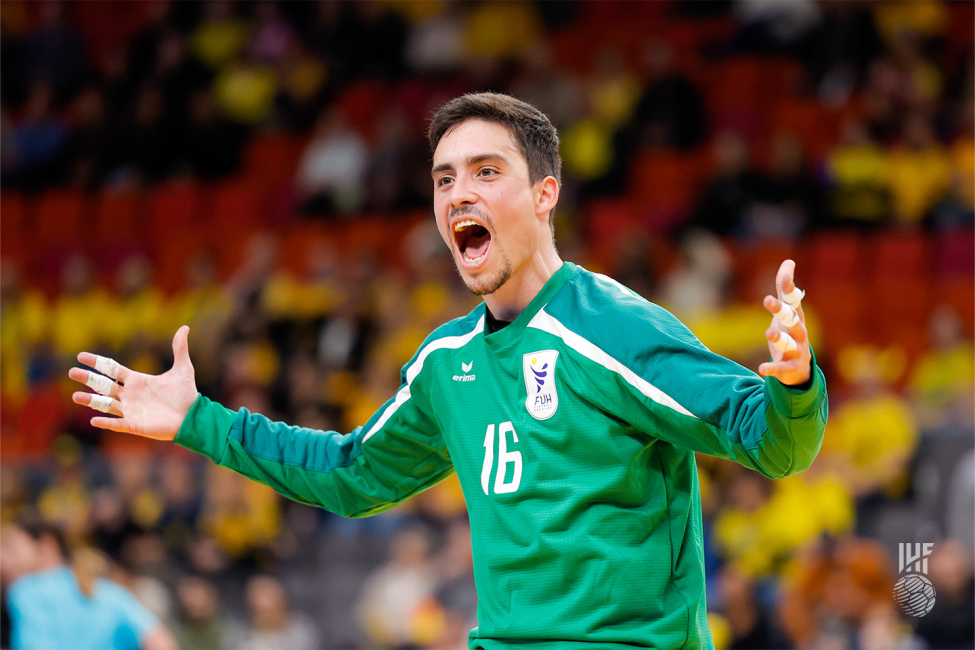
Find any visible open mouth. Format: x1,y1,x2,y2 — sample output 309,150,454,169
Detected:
453,219,492,267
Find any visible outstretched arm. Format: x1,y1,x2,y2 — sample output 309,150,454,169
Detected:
69,327,454,516
554,260,827,479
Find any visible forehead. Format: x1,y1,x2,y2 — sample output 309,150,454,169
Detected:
432,119,526,169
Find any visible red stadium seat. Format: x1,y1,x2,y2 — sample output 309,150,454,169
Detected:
936,228,974,280
809,231,862,284
93,191,140,243
149,181,201,240
873,230,933,282
36,190,85,245
211,179,261,233
1,192,27,255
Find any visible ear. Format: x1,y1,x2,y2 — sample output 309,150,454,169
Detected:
534,176,560,225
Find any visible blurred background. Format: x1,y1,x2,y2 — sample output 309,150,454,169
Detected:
0,0,972,648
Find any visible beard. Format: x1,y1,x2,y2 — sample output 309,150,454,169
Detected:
458,246,513,296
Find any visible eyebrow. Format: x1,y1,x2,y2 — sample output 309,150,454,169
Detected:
431,153,510,176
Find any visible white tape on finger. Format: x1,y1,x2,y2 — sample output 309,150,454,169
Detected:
772,331,798,353
773,303,800,328
782,286,805,309
94,356,121,381
89,395,115,413
86,372,115,396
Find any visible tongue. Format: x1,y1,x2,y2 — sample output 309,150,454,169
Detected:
465,231,491,259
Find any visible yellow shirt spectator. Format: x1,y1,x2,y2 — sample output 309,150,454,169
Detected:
889,142,952,224
912,343,975,406
1,287,49,402
214,63,277,125
560,118,613,180
104,287,167,351
822,392,918,496
826,140,892,223
190,16,250,69
50,289,114,356
465,2,540,59
200,466,281,558
714,470,853,578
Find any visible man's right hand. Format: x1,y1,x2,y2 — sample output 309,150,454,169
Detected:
69,326,199,440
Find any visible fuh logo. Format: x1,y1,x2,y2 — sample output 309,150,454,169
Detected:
523,350,559,420
893,542,937,617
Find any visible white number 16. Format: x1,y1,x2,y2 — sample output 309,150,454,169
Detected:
481,421,522,495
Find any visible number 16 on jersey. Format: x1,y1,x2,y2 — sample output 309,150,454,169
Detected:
481,421,523,495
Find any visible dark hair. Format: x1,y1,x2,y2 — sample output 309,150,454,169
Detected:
428,92,562,226
18,517,71,562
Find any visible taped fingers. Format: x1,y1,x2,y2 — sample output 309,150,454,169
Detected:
771,330,798,353
782,286,805,309
89,394,117,413
773,302,801,328
86,372,117,397
94,355,122,381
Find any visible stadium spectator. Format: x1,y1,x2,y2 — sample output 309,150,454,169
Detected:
631,39,707,150
183,88,245,181
823,345,918,510
910,304,975,432
913,540,975,649
691,129,763,236
188,0,251,71
21,2,86,99
888,112,952,225
779,536,896,649
296,108,370,215
356,525,438,649
9,82,68,189
1,519,178,650
824,117,893,227
745,131,823,239
0,261,49,405
172,575,226,650
227,575,318,650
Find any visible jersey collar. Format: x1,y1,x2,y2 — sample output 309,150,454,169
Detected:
481,261,575,351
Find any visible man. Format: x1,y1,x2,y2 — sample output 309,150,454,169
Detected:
71,93,827,649
1,520,177,650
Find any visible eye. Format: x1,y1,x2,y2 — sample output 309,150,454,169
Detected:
478,168,497,178
437,176,454,187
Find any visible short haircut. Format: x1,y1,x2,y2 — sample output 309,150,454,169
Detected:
428,92,562,228
19,517,71,562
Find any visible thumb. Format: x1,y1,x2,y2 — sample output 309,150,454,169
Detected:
172,325,193,371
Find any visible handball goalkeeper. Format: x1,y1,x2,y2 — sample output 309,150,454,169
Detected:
71,93,827,650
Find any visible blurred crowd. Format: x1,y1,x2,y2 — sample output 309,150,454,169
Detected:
1,1,973,649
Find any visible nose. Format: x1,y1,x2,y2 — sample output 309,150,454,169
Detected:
449,173,478,209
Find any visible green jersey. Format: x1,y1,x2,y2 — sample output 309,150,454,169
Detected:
176,261,828,649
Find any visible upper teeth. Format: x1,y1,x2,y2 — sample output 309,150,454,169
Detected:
454,219,479,232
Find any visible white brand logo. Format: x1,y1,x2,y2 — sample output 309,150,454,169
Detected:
893,542,937,617
524,350,559,420
453,360,475,382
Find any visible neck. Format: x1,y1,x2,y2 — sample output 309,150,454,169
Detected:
482,246,562,322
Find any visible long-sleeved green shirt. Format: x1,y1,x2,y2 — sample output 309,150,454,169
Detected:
177,261,828,649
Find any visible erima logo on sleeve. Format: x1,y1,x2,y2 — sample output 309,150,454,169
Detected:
524,350,559,419
453,361,475,382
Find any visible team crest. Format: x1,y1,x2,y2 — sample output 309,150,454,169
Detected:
524,350,559,420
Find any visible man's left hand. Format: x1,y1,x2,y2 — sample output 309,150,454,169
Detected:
758,259,812,386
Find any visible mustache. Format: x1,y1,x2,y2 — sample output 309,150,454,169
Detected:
449,205,492,224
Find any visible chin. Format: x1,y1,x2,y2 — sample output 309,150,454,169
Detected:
458,259,512,296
